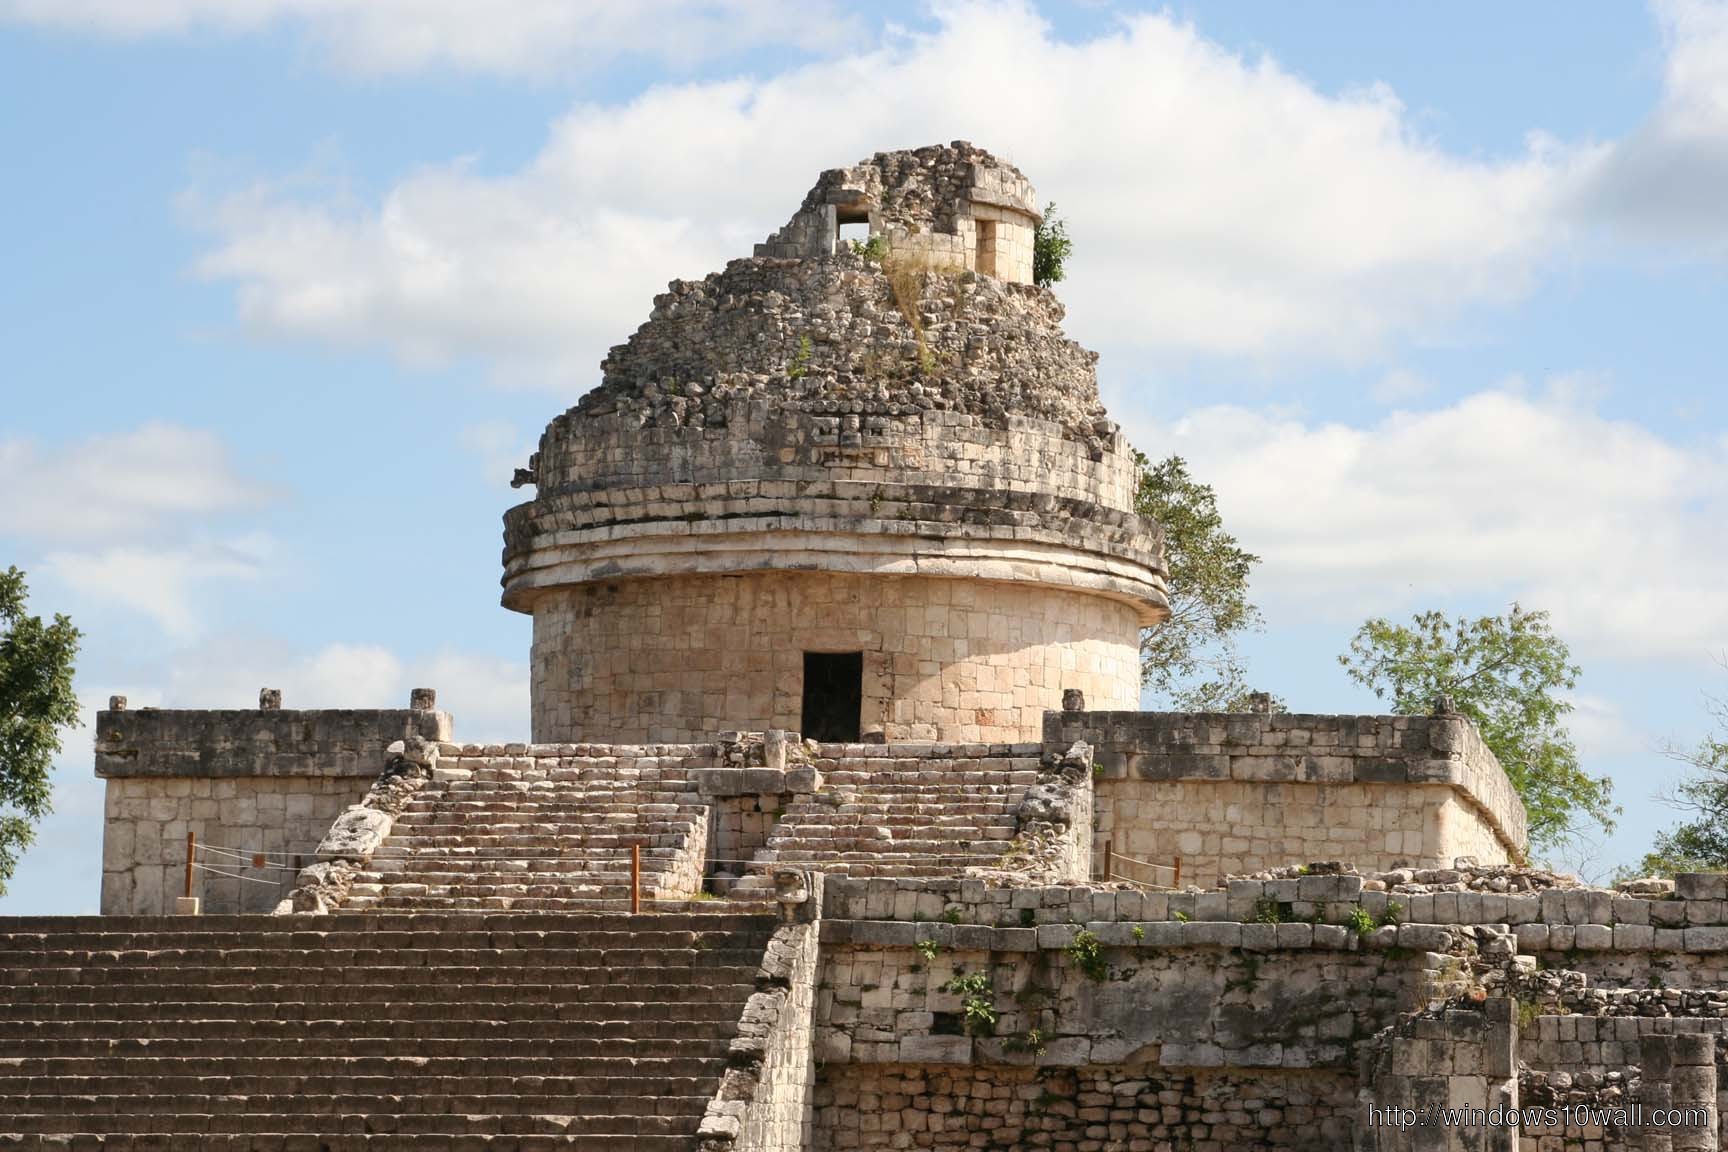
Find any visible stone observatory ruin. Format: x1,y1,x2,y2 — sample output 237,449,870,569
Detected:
3,143,1718,1152
504,141,1166,746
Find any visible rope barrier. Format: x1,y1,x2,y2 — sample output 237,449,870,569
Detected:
190,861,289,887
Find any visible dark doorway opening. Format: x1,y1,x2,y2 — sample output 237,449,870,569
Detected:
801,651,863,743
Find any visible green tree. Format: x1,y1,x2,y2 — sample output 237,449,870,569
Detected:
1339,604,1615,852
1635,673,1728,876
1135,452,1271,711
1032,201,1071,288
0,567,81,896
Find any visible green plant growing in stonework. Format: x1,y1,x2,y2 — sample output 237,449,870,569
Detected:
0,567,81,897
848,234,887,263
787,334,813,380
916,938,941,962
944,970,998,1036
1065,929,1108,981
1345,906,1376,935
1033,201,1071,288
1005,1027,1048,1057
1131,925,1145,942
1252,898,1285,925
1379,901,1404,927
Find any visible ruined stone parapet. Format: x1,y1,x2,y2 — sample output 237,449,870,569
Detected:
1057,710,1528,883
94,703,451,779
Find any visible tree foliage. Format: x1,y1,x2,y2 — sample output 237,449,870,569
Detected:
1339,604,1615,852
1636,672,1728,876
1032,201,1071,288
0,567,81,895
1135,452,1270,711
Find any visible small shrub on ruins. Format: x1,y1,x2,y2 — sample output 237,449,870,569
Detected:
942,906,963,925
848,234,887,263
1131,925,1145,942
943,971,998,1035
1379,901,1404,927
1252,897,1285,925
916,938,941,962
787,334,813,380
1005,1027,1048,1057
1065,929,1108,982
1345,906,1376,935
1173,910,1190,923
1033,201,1071,287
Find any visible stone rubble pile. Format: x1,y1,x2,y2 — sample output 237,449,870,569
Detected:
560,253,1110,441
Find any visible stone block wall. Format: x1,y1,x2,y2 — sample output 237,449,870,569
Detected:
813,1065,1356,1150
812,873,1728,1148
1359,998,1519,1152
101,774,365,914
1051,711,1527,885
529,573,1142,744
94,698,450,914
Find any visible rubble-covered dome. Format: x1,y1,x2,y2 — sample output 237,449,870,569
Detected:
574,251,1113,444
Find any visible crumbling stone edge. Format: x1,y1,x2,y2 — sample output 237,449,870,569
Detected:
969,740,1094,886
271,735,439,914
697,870,824,1151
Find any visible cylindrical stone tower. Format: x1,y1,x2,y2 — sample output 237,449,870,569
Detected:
503,142,1168,745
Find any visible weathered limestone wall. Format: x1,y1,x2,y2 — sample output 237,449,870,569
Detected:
1053,711,1527,886
94,698,451,914
101,774,365,914
1360,998,1519,1152
813,1065,1357,1150
530,573,1142,744
813,873,1728,1149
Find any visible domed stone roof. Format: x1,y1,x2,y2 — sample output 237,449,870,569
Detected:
504,142,1166,626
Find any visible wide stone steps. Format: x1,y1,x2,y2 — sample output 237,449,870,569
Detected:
338,770,709,911
2,1110,703,1135
0,913,773,1149
0,1135,695,1150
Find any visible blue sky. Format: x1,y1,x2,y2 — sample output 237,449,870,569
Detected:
5,0,1728,911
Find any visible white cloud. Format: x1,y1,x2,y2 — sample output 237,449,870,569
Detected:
0,0,859,76
1128,381,1728,661
41,538,272,638
1371,369,1431,405
0,422,270,544
1566,0,1728,257
0,424,277,638
183,2,1563,386
460,421,535,488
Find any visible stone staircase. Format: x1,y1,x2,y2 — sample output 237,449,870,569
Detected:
736,752,1037,888
0,910,776,1150
344,752,713,912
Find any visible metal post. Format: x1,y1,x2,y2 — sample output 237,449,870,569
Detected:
631,844,641,914
1103,840,1113,882
184,831,196,900
1174,855,1182,889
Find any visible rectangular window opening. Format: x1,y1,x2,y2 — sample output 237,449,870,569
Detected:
975,218,997,276
801,651,863,743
